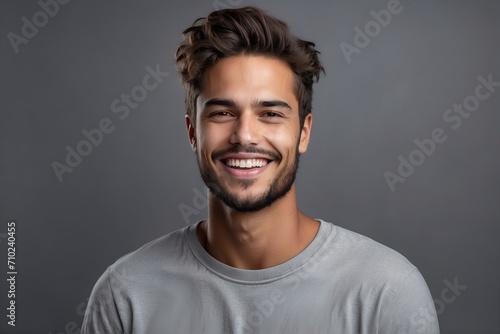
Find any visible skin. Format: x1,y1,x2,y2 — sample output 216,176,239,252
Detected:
185,55,320,270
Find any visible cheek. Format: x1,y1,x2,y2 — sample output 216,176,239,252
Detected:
197,126,228,160
264,127,299,157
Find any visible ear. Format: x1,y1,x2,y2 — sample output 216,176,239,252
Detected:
298,113,312,154
185,114,196,151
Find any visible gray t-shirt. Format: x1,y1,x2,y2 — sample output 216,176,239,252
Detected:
81,219,439,334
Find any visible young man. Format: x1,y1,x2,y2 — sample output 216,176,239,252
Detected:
82,6,439,334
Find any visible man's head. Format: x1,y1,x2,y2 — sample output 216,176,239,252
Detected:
176,6,324,130
175,6,324,212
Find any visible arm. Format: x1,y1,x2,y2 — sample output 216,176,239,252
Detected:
378,267,440,334
81,267,124,334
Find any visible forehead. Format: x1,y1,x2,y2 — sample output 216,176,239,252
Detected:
198,55,297,105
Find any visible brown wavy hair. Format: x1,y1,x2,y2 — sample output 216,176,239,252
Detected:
175,6,324,128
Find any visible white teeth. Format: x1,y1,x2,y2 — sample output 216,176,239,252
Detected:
225,159,269,168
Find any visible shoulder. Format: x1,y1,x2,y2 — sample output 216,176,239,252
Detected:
106,224,193,285
320,221,419,293
326,221,414,267
319,221,438,332
82,224,198,333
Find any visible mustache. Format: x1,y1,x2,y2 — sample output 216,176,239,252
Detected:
212,145,281,162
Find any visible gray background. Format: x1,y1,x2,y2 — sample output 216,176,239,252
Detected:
1,0,499,333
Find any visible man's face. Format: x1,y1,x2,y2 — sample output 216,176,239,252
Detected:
186,55,312,212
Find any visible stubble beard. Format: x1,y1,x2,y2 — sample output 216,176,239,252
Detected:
196,145,300,212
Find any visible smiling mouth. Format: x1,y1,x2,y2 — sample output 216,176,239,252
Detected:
223,158,270,169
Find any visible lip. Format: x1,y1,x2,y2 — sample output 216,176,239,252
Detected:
219,153,275,161
219,159,272,178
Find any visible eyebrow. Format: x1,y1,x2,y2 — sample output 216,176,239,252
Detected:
253,100,292,110
203,98,292,111
203,98,237,109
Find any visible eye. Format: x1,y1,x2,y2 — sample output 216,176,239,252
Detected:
206,110,235,123
263,111,283,118
210,111,233,117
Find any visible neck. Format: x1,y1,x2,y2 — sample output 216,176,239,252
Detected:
196,185,320,269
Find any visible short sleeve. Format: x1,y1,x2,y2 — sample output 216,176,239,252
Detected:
378,267,440,334
81,267,124,334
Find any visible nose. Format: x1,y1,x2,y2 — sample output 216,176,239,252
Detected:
229,111,259,146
